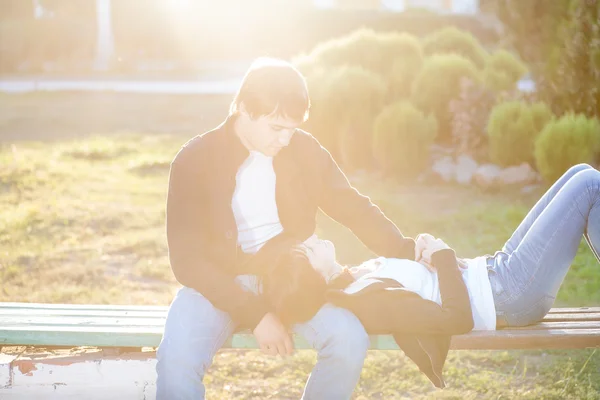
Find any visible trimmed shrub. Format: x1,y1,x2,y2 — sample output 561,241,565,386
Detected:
302,68,338,155
386,33,424,99
488,101,553,167
449,78,496,161
373,101,437,180
483,49,528,93
304,66,386,169
412,54,480,142
423,26,488,69
306,29,383,73
535,114,600,183
295,29,423,100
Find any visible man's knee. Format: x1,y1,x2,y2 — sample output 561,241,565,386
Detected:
156,287,233,398
156,336,212,377
317,310,370,368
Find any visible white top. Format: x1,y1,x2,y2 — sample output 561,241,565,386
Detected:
335,256,497,331
231,151,283,254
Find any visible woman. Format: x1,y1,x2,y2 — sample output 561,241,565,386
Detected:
254,163,600,387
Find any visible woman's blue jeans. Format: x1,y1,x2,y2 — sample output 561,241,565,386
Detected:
487,164,600,327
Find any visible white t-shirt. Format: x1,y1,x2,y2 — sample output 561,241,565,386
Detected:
231,151,283,254
340,256,497,331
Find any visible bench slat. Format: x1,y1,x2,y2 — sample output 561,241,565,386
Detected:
0,302,597,314
231,330,600,350
451,329,600,350
1,303,599,350
506,321,600,330
541,313,600,322
0,316,165,327
2,325,600,350
0,309,168,318
0,303,168,311
1,307,598,322
2,326,600,350
1,316,598,331
546,307,600,314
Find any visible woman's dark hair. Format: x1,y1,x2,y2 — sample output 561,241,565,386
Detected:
261,246,328,326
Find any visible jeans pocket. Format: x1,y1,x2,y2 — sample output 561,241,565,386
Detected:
504,295,555,327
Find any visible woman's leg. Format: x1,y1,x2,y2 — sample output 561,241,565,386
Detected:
502,164,594,254
489,168,600,326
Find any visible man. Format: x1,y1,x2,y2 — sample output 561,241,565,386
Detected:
156,57,416,399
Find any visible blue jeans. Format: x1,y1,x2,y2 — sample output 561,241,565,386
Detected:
488,164,600,327
156,276,369,400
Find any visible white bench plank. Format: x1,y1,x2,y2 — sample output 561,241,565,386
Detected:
1,302,597,314
1,317,598,331
1,303,599,350
2,325,600,350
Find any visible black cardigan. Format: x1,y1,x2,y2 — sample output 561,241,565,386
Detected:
326,249,474,388
166,116,415,329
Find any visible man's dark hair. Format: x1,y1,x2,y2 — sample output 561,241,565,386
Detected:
229,57,310,122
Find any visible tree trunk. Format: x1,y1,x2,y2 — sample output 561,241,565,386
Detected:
94,0,114,71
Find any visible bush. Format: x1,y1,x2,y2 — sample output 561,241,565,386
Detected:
305,29,382,72
535,114,600,183
373,101,437,180
487,101,553,167
296,30,423,100
423,26,488,69
302,69,338,154
483,49,528,93
304,66,386,169
412,54,480,142
449,78,496,161
548,1,600,118
386,33,424,99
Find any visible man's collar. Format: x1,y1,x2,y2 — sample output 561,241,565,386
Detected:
221,114,250,163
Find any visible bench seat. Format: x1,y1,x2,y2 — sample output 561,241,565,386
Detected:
1,303,599,351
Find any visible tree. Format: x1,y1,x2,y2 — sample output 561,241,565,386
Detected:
551,0,600,117
94,0,114,71
484,0,599,118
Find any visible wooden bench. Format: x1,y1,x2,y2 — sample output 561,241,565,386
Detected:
1,302,600,350
0,302,598,397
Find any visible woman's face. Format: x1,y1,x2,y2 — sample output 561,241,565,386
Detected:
302,235,336,272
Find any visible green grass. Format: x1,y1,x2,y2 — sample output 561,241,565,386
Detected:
1,93,598,399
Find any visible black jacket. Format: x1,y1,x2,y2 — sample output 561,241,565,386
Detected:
166,116,415,329
327,249,474,388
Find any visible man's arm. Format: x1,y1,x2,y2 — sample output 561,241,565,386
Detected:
315,144,415,259
166,150,270,329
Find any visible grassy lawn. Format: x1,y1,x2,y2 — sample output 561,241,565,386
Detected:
1,93,598,398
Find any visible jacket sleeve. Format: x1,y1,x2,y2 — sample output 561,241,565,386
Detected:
315,143,415,260
166,151,270,330
328,249,474,336
390,249,474,335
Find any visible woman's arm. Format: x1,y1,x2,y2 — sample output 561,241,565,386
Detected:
404,249,474,334
328,249,474,336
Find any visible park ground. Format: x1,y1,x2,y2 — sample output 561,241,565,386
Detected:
1,93,598,399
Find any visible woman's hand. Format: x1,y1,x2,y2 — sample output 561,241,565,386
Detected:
415,233,467,270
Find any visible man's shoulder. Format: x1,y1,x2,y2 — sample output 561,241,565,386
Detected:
172,125,224,166
291,128,325,154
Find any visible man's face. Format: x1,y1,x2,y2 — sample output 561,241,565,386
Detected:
243,112,301,157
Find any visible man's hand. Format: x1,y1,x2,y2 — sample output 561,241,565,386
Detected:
253,312,294,356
